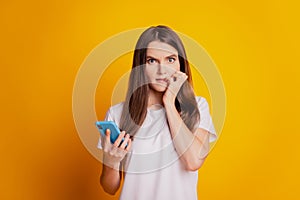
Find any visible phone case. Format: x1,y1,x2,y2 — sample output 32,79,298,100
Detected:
95,121,122,144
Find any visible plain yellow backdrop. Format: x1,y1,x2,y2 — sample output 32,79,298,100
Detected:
1,0,300,199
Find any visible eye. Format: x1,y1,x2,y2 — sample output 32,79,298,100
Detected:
168,57,176,63
147,58,157,64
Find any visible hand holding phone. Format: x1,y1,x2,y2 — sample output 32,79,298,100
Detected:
95,121,123,144
96,121,131,170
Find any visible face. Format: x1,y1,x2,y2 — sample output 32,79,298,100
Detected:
145,41,180,92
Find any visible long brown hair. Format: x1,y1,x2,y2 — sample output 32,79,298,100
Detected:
119,25,200,136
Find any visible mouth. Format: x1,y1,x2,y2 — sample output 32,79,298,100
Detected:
155,78,168,84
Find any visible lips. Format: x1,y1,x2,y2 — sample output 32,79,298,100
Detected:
155,78,168,84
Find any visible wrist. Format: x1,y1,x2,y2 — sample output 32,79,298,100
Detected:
103,160,120,171
163,100,177,112
163,96,175,108
103,154,121,171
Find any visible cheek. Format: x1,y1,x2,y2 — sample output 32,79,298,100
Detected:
145,67,155,78
173,61,180,71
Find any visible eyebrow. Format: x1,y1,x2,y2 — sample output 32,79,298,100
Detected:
146,54,178,59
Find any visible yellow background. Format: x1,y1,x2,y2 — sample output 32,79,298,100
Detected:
1,0,300,199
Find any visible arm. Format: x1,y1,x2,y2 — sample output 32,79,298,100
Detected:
163,71,210,171
164,102,210,171
100,129,132,194
100,165,122,195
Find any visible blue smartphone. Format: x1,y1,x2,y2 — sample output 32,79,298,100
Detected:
95,121,123,144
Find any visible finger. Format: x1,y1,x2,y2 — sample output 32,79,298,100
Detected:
166,73,176,84
170,71,180,81
169,72,180,85
113,131,126,147
119,134,130,149
171,73,177,82
105,129,111,141
178,71,188,80
174,71,186,77
125,138,132,151
171,72,187,83
102,129,112,151
110,145,118,156
180,72,188,80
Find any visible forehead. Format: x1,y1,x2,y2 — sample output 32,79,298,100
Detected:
146,41,178,56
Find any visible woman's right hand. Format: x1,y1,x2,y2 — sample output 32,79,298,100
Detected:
101,129,132,170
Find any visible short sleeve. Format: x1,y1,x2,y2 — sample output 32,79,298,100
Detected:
97,109,114,149
196,96,217,143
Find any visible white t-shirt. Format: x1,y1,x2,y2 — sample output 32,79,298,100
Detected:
98,96,217,200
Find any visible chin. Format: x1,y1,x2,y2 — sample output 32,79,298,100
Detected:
150,84,167,93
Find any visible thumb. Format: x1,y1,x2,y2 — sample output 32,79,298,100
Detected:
105,129,111,141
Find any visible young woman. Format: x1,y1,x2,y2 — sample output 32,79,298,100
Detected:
98,25,217,200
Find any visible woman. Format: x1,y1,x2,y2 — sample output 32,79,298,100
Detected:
98,25,217,200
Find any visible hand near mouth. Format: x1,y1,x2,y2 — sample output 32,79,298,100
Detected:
163,71,188,106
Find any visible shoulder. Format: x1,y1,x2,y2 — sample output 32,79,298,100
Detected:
107,102,125,116
105,102,124,126
195,96,209,109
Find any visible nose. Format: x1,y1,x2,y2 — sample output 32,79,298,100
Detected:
157,63,166,75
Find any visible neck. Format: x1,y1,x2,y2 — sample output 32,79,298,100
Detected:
148,89,163,107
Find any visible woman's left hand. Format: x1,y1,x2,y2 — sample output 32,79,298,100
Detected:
163,71,188,105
